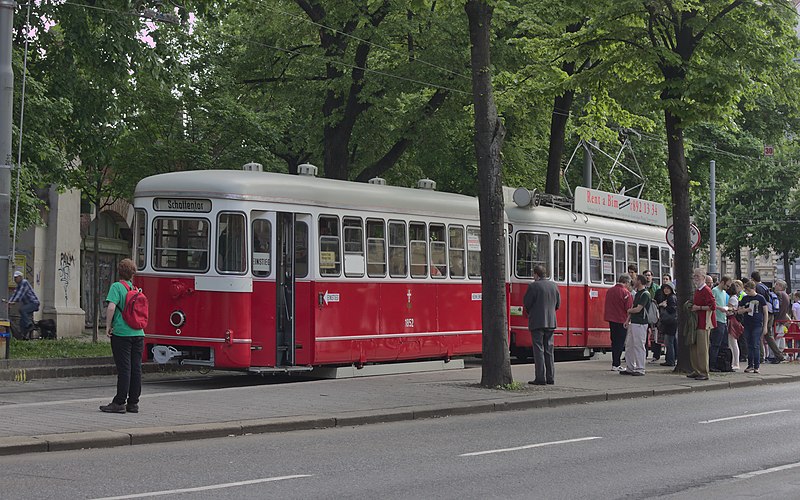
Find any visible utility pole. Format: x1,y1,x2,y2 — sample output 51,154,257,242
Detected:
0,0,14,323
709,159,717,275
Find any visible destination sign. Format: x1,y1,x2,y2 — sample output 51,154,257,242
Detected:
574,187,667,226
153,198,212,213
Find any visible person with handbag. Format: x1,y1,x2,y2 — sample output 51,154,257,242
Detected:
688,270,717,380
657,283,678,366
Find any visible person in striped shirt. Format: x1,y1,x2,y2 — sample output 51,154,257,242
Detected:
9,270,40,339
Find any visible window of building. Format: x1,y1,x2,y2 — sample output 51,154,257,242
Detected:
319,215,341,276
152,217,210,272
366,219,386,277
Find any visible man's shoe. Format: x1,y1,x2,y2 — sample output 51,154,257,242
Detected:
710,368,721,372
126,404,139,413
686,373,700,379
753,369,760,374
528,380,546,386
630,372,645,376
546,381,554,385
620,370,633,375
744,367,754,373
694,376,709,381
660,362,673,366
99,402,126,414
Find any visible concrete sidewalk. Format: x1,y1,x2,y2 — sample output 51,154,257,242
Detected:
1,355,799,456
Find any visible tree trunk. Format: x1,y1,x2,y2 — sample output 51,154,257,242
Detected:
734,247,742,281
545,88,575,195
465,0,512,388
664,110,693,373
783,251,792,291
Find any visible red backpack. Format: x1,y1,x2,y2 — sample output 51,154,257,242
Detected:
120,281,149,330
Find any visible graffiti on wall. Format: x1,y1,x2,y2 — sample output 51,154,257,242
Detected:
58,252,75,305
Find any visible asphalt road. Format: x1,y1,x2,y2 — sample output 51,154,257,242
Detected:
2,381,798,499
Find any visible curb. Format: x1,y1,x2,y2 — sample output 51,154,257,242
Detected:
0,362,200,382
3,372,799,457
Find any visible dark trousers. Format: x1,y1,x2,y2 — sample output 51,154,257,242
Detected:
532,328,555,383
111,335,144,406
609,322,627,367
19,302,39,335
664,334,678,365
709,322,727,368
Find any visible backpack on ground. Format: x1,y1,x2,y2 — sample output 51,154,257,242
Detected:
716,346,734,372
120,281,149,329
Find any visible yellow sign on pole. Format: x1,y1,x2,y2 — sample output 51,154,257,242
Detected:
8,254,25,287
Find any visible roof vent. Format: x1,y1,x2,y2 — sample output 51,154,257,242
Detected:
242,162,263,172
417,178,436,190
297,163,318,176
512,187,539,208
368,177,386,185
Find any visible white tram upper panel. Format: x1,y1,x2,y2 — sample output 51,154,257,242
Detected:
135,170,481,221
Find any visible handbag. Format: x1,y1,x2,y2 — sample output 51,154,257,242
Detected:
728,315,743,340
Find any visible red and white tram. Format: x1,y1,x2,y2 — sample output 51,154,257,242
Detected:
132,167,671,371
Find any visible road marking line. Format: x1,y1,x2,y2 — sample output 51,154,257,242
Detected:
698,409,790,424
734,461,800,479
460,436,602,457
89,475,312,499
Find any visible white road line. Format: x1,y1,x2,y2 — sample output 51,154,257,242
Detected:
460,436,602,457
698,409,790,424
734,461,800,479
89,475,312,500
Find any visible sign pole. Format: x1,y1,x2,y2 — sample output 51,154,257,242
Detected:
0,0,14,324
709,160,717,274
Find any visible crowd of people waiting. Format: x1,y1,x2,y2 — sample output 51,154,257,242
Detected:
603,267,797,379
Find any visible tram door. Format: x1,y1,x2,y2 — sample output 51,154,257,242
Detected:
567,235,586,347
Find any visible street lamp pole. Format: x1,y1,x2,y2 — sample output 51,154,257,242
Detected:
0,0,15,322
709,160,717,275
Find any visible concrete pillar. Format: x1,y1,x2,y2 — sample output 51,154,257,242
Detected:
41,186,85,337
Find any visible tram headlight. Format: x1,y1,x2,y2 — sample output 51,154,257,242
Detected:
170,310,186,328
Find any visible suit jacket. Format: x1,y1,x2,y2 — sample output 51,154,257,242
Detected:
523,278,561,330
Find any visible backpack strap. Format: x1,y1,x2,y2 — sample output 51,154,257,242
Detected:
120,280,132,291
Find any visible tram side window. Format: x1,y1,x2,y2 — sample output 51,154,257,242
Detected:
295,222,309,278
134,209,147,270
554,239,566,282
627,243,637,273
614,241,626,279
388,221,408,277
467,226,481,278
649,246,660,284
638,244,649,277
409,222,428,278
217,213,247,274
571,240,584,282
152,218,209,272
252,219,271,277
366,219,386,277
515,232,549,278
319,215,341,276
429,223,447,278
589,238,601,283
602,239,614,283
660,248,671,281
343,217,365,277
449,225,466,279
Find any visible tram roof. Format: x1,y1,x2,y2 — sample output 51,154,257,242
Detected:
135,170,481,219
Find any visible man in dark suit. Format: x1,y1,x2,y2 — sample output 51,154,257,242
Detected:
524,265,561,385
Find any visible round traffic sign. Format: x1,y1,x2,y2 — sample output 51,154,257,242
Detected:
666,223,701,251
